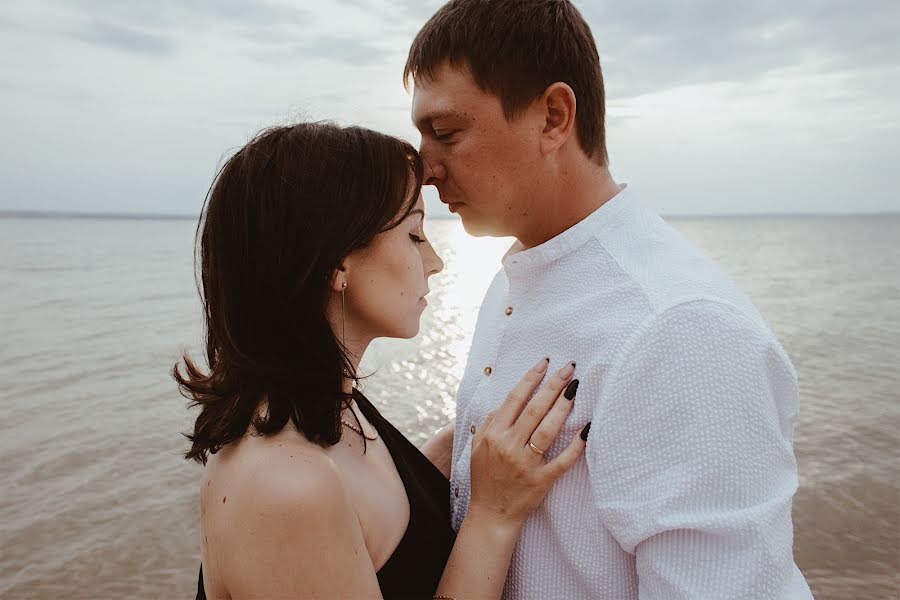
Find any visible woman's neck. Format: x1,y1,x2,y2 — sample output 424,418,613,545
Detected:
341,334,370,395
327,292,373,395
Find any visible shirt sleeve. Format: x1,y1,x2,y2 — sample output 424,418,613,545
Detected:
587,299,808,599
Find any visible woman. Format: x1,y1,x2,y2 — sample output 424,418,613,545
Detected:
175,122,587,599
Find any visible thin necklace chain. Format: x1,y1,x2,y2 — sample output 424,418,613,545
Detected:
341,416,378,440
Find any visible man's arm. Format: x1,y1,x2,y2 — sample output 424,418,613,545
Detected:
588,299,813,599
420,420,454,478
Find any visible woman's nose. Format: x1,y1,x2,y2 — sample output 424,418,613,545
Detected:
427,244,444,276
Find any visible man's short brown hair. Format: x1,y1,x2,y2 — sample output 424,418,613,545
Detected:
404,0,607,165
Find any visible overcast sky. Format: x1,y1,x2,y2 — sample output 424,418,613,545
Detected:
1,0,897,217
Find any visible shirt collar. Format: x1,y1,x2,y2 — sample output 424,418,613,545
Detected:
502,184,632,278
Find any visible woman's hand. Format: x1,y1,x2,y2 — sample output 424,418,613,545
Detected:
468,357,586,530
433,358,587,599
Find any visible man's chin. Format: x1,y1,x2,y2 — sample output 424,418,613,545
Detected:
458,215,501,238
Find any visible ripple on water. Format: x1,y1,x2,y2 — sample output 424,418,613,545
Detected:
0,215,898,600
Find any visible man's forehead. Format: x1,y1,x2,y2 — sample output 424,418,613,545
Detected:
413,60,473,90
412,64,478,111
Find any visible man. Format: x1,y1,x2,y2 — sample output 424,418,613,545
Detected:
405,1,814,598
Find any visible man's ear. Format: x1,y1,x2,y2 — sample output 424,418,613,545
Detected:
539,82,577,155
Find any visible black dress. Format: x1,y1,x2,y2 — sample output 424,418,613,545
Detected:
196,389,456,599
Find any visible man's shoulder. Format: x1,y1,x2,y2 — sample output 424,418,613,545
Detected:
589,210,754,318
611,296,793,386
648,296,771,338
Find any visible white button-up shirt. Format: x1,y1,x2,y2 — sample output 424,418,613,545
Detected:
450,186,813,599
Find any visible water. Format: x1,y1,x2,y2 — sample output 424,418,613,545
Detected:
1,214,898,599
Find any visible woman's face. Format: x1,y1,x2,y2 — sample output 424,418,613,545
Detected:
343,193,444,341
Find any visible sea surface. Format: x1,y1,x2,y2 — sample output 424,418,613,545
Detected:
1,214,898,599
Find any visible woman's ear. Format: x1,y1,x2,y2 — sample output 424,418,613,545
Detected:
539,82,577,155
328,263,348,293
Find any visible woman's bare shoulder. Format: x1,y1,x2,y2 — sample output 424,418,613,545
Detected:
203,435,381,597
209,433,349,516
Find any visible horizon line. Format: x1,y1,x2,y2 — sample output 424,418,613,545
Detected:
1,209,898,222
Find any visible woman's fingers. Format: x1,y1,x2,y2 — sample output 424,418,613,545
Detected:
490,357,550,428
540,425,589,481
466,357,589,528
478,410,496,433
511,362,575,441
527,378,579,455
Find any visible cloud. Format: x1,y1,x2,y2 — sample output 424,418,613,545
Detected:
63,20,175,56
42,0,313,55
0,77,99,107
0,0,896,216
370,0,900,101
296,35,395,66
381,0,444,22
47,0,311,30
41,0,398,67
244,36,395,67
578,0,900,98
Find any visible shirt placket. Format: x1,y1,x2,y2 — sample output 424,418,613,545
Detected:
453,282,520,503
471,285,519,434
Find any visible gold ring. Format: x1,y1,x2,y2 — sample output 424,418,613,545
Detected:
528,441,546,455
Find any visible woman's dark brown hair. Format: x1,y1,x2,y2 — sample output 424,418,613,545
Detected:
175,122,423,463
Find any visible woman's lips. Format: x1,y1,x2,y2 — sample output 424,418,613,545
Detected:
447,203,464,213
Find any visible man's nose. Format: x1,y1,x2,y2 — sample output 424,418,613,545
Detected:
421,154,446,186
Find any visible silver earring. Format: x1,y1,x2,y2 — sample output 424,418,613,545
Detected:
341,281,353,382
340,281,347,350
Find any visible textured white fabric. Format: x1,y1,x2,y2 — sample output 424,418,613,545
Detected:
450,185,813,599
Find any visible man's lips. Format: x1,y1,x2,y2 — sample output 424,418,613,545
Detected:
437,189,464,212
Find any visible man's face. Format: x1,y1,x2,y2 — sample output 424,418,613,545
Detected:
412,62,540,237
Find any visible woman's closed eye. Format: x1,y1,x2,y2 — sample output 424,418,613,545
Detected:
409,233,427,245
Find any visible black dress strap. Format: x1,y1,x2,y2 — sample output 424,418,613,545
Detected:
353,389,456,598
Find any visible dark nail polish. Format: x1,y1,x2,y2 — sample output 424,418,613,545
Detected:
571,361,576,368
564,379,579,400
580,422,591,441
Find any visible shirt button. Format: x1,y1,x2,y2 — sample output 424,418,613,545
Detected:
505,306,513,316
470,424,476,435
483,366,492,376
